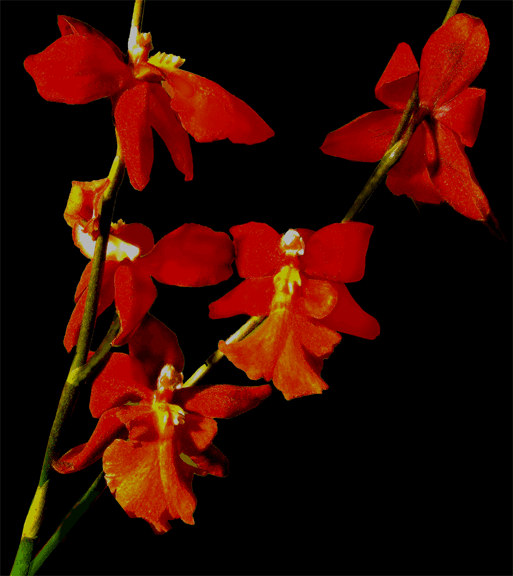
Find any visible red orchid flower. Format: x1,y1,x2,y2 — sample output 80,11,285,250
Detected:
64,217,234,351
24,16,274,191
209,222,380,400
54,314,272,533
321,14,493,223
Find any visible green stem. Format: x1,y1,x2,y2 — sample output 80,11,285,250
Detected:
11,138,125,576
342,0,462,223
28,473,107,576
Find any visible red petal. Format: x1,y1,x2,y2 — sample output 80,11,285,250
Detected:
90,353,152,418
319,282,380,340
189,444,229,477
57,15,126,64
297,279,338,319
148,84,193,181
143,223,234,287
24,34,131,105
112,222,154,257
180,414,218,454
163,69,274,144
208,278,274,319
431,122,491,221
419,14,489,110
300,222,374,283
114,83,154,191
320,109,402,162
112,261,157,346
375,43,419,110
52,407,128,473
219,311,289,382
385,120,442,204
433,87,485,147
128,314,185,383
104,434,196,533
63,261,118,353
229,222,282,278
295,314,341,358
174,384,272,419
272,325,329,400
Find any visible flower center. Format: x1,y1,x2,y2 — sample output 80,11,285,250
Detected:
271,264,302,313
279,229,305,256
75,220,141,261
152,364,186,437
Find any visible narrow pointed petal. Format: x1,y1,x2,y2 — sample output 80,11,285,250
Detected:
128,314,185,382
148,84,193,181
142,223,234,287
375,42,419,109
112,261,158,346
385,120,442,204
175,384,272,419
90,353,152,418
52,407,128,473
431,122,491,221
63,261,118,352
57,15,126,64
321,109,402,162
163,70,274,144
433,87,486,147
300,222,374,283
419,14,489,110
24,34,132,105
319,282,380,340
208,278,274,319
114,83,154,191
229,222,282,278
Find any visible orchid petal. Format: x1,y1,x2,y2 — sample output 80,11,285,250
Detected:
163,69,274,144
320,109,402,162
24,34,132,105
319,282,380,340
143,223,234,287
375,42,419,110
148,84,193,181
431,122,491,221
52,407,128,473
433,87,486,147
419,14,489,110
114,83,154,191
208,278,274,319
300,222,374,283
229,222,282,278
385,120,442,204
174,384,272,419
128,314,185,383
90,353,152,418
112,261,157,346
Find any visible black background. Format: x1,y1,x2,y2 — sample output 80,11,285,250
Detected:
2,1,511,575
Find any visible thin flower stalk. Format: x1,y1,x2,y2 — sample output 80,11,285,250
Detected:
11,139,125,576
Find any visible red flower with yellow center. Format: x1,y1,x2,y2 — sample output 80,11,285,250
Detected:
209,222,380,400
321,14,493,223
24,16,274,191
64,213,234,351
54,314,272,533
